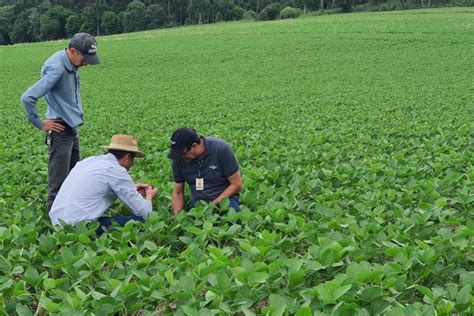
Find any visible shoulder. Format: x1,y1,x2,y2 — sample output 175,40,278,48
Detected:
43,51,68,72
172,158,183,169
206,137,233,152
43,52,67,75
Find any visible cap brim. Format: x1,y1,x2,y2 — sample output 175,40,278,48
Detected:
85,54,100,65
167,148,182,160
102,146,145,158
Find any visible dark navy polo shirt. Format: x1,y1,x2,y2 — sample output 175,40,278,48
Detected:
172,137,240,204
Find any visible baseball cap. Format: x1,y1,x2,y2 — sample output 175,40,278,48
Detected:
168,128,201,160
69,33,100,65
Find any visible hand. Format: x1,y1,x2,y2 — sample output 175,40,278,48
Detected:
41,120,65,133
136,183,149,197
145,185,158,200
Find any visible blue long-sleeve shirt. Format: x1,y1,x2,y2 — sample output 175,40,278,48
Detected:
21,49,83,132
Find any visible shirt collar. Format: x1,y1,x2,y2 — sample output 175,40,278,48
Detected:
196,137,209,161
105,153,119,164
61,49,76,72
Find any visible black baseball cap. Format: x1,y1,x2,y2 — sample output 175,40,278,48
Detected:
168,128,201,160
69,33,100,65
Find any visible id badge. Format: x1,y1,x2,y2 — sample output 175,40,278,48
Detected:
196,178,204,191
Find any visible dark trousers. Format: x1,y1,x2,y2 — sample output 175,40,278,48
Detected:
46,129,80,211
96,216,145,235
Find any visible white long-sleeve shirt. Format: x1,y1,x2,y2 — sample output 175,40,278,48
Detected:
49,153,152,225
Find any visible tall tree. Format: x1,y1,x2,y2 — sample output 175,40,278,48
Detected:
0,5,15,44
146,4,167,28
81,5,98,35
101,10,121,34
123,1,147,32
10,10,31,43
65,14,81,37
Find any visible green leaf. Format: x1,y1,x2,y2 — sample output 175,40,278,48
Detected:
181,305,198,316
269,293,287,307
247,272,268,286
416,285,433,301
178,276,196,294
333,284,352,300
317,284,334,305
456,284,472,305
446,283,458,300
16,305,33,316
78,233,91,244
216,270,231,293
360,286,383,302
95,303,115,315
368,299,390,315
165,269,175,285
0,256,11,274
288,271,305,288
295,306,312,316
24,267,40,285
43,278,56,290
39,296,60,313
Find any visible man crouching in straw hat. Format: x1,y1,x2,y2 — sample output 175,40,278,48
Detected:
49,135,157,234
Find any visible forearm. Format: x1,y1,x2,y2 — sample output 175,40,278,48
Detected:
21,92,43,129
129,198,152,217
213,184,242,205
172,191,184,215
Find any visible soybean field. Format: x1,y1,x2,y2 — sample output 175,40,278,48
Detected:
0,7,473,315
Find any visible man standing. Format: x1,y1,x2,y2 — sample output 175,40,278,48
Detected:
168,127,243,215
21,33,100,211
49,135,158,233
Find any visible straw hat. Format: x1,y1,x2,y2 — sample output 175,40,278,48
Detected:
102,135,145,157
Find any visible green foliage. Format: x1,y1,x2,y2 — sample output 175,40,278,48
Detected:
146,4,167,29
3,0,473,45
280,6,301,19
11,11,31,44
0,5,15,44
39,14,61,41
65,15,81,38
0,7,473,314
215,0,245,21
27,8,42,42
101,11,121,35
80,6,98,35
243,10,257,20
260,3,282,20
123,1,147,33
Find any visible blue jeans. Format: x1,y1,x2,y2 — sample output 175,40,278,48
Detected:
228,197,241,212
96,215,145,235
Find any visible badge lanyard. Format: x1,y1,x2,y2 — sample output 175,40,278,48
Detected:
195,160,204,191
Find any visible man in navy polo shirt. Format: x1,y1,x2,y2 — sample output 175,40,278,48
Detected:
168,128,243,214
21,33,100,211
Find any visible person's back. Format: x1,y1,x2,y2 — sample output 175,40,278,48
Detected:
49,135,157,233
49,155,117,225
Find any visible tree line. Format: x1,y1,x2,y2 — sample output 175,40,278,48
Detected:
0,0,470,45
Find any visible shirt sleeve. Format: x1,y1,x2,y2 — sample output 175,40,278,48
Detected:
172,160,185,183
20,65,64,129
109,167,152,217
219,143,239,178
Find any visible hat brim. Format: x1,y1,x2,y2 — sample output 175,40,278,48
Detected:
85,53,100,65
167,147,183,160
102,146,145,158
